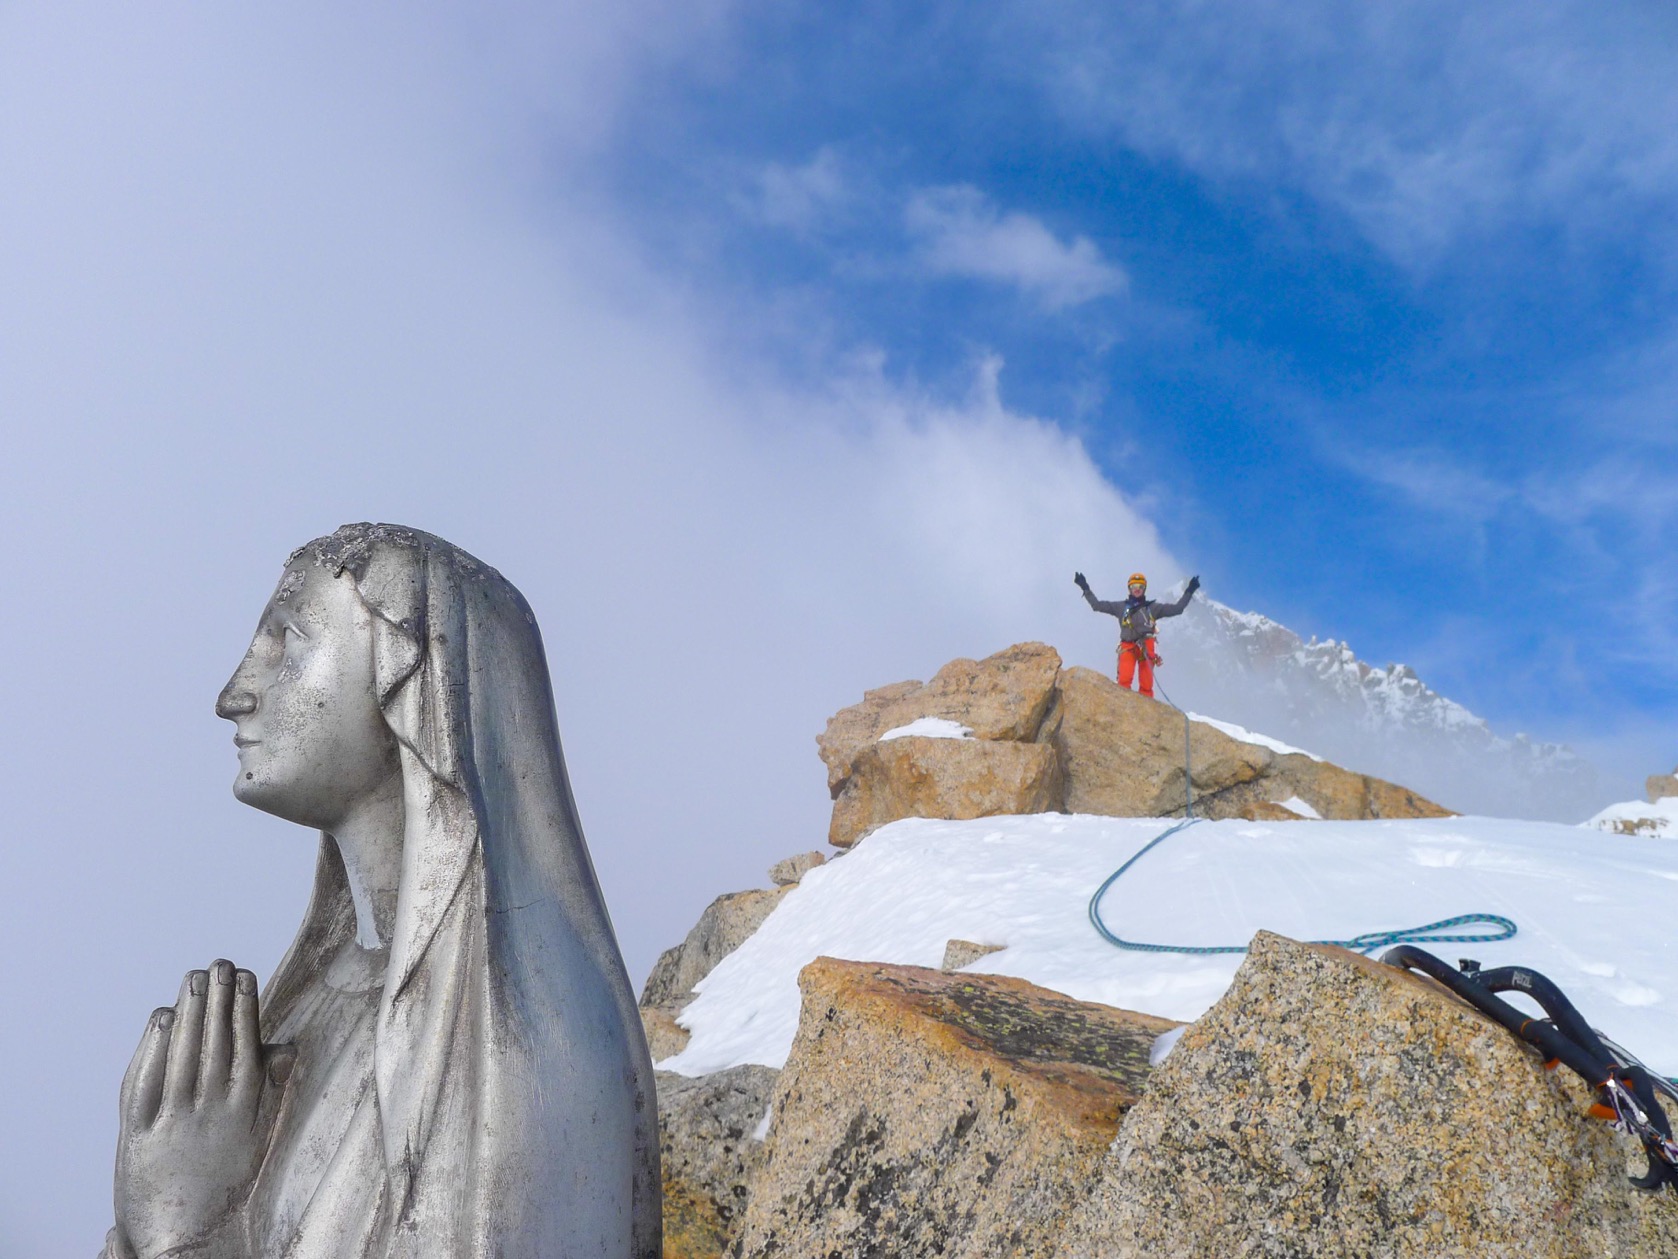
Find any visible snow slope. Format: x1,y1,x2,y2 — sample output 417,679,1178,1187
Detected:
663,813,1678,1077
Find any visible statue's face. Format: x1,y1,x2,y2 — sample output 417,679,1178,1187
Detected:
216,560,399,830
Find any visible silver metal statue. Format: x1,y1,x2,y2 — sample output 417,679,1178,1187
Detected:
103,524,660,1258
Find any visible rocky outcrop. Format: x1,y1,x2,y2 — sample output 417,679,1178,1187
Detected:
641,860,813,1068
641,1005,690,1061
1045,665,1450,822
829,735,1061,848
641,887,790,1016
1239,800,1308,821
1054,932,1678,1258
733,958,1177,1259
657,1065,778,1259
1586,764,1678,838
767,851,825,886
1276,752,1452,821
941,938,1006,971
876,641,1063,742
820,646,1451,846
1044,665,1273,817
817,643,1062,801
816,680,924,797
645,642,1647,1259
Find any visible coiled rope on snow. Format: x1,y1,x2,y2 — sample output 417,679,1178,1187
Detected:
1086,676,1518,956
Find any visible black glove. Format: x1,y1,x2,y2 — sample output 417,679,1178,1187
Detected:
1186,574,1201,595
1074,571,1089,590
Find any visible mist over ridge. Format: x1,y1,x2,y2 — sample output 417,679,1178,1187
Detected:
1158,592,1597,822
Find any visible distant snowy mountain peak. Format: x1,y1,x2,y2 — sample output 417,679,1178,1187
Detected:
1157,594,1597,822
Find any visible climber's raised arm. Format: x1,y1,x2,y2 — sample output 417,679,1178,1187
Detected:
1152,574,1202,620
1074,571,1126,616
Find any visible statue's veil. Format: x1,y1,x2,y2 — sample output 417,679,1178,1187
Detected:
261,524,659,1258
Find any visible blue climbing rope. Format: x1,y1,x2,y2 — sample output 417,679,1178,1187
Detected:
1087,675,1518,956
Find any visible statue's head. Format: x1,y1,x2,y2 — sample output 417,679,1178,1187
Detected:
215,528,400,831
208,525,659,1255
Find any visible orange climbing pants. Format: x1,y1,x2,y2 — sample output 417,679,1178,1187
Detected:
1118,639,1160,698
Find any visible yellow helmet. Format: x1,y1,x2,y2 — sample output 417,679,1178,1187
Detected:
1128,572,1147,587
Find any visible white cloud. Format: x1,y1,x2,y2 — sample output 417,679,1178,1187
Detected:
905,184,1128,309
0,7,1170,1249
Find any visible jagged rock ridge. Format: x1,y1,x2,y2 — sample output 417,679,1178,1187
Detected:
820,642,1450,848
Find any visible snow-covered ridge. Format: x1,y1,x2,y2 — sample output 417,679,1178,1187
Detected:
661,812,1678,1078
1161,594,1598,821
1585,796,1678,839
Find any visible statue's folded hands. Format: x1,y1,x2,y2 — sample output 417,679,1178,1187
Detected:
114,960,292,1258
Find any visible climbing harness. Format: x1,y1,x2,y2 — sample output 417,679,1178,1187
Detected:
1086,678,1517,956
1381,946,1678,1193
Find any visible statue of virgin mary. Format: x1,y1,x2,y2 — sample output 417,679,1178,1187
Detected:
104,524,660,1258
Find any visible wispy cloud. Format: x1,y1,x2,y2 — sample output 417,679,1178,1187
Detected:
750,146,849,233
1522,458,1678,672
1333,435,1678,673
1333,445,1515,527
1554,318,1678,448
905,184,1127,309
1001,1,1678,269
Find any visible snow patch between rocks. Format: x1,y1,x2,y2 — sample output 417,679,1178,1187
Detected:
1187,713,1323,761
879,716,974,742
1149,1025,1187,1065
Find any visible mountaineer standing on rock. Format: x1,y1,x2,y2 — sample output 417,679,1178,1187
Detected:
1075,570,1201,700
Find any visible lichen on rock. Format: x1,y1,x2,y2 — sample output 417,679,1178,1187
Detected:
657,1065,779,1259
733,958,1178,1258
1053,931,1678,1258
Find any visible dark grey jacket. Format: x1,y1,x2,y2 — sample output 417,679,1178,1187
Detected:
1083,582,1197,642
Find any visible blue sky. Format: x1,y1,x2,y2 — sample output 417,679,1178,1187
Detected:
2,2,1675,1248
595,0,1678,732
